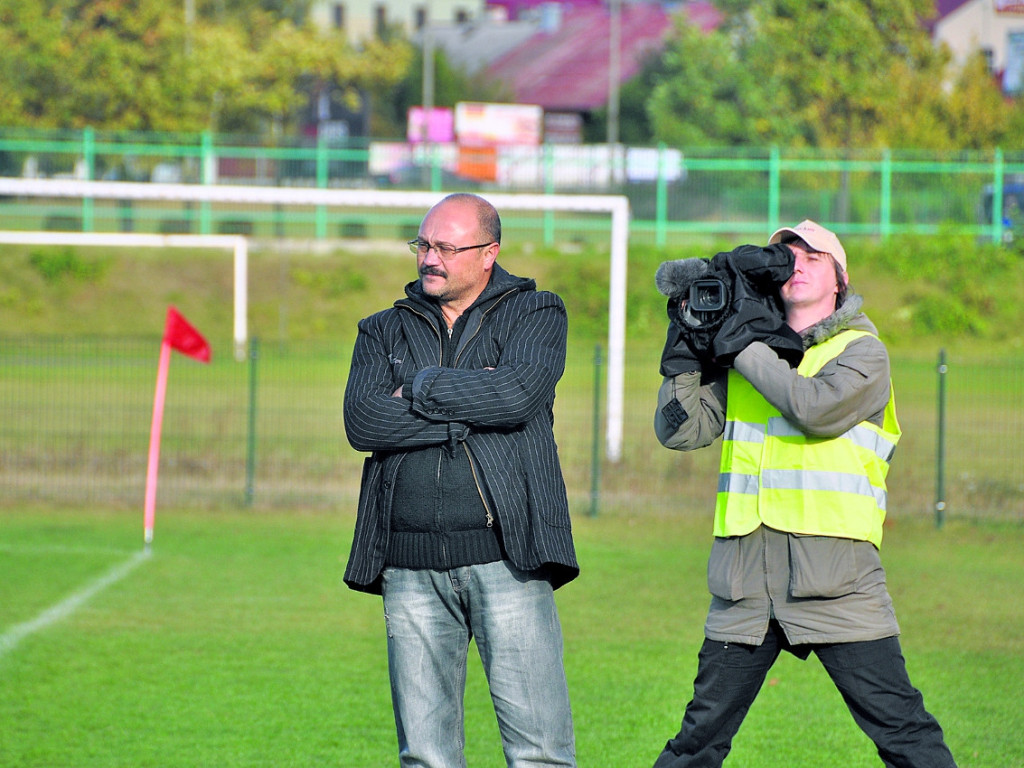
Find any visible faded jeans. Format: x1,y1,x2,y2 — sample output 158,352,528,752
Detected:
381,560,576,768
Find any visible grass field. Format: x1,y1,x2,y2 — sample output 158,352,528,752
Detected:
2,233,1023,766
2,505,1022,768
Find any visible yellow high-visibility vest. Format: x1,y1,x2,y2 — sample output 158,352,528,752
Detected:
714,330,901,548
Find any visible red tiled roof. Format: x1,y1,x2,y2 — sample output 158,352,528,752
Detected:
484,3,697,112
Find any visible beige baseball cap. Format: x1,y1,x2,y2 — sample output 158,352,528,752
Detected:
768,219,847,272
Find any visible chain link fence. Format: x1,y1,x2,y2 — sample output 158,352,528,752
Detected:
2,336,1021,522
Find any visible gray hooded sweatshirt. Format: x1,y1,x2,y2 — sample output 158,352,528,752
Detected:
655,294,901,646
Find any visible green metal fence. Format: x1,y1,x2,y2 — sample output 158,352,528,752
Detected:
2,336,1021,523
2,127,1023,246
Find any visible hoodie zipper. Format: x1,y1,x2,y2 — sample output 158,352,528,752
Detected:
399,293,513,531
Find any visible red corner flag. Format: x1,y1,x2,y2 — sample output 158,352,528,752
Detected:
144,307,211,550
164,306,211,362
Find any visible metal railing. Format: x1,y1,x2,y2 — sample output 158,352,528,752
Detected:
2,127,1023,245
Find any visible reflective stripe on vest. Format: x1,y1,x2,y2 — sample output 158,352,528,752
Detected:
714,329,901,548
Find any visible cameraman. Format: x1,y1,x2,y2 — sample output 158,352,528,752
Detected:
651,221,957,767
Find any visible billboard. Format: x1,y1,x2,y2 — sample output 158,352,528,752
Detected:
455,102,543,146
407,107,455,144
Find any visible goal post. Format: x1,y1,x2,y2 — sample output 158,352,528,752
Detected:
0,177,630,462
0,230,249,360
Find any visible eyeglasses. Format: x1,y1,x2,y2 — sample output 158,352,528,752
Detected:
407,239,493,259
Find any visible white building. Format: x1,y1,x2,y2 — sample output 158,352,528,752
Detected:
931,0,1024,93
309,0,488,46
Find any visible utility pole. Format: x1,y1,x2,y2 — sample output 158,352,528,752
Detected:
419,14,435,185
184,0,195,55
607,0,621,146
421,18,435,142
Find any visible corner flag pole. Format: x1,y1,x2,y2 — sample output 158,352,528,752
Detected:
143,339,173,550
144,306,211,551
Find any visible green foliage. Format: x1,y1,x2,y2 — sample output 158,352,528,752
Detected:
840,232,1024,346
376,46,513,138
27,247,109,284
291,265,368,297
0,1,1019,151
642,0,1024,151
645,21,761,146
0,1,412,135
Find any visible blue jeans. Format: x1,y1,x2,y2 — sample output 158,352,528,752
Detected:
382,560,576,768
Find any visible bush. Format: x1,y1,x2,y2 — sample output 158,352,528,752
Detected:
27,248,109,284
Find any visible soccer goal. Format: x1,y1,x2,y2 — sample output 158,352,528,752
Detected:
0,177,630,461
0,230,249,360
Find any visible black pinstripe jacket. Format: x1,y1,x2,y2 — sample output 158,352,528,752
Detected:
343,264,579,594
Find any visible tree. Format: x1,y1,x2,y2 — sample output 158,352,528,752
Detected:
587,49,667,145
942,51,1019,150
643,0,1023,151
0,0,411,136
643,17,764,147
376,42,514,139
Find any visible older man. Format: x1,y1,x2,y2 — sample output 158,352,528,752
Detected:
343,193,578,768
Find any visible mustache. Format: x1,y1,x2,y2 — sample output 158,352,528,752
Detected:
419,266,447,278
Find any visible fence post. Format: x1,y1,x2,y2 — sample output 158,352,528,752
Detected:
589,344,602,518
245,337,259,507
656,142,668,248
544,144,555,247
429,142,442,190
316,134,328,239
935,348,947,528
880,149,892,240
992,147,1005,245
768,146,780,233
200,131,214,234
82,126,94,232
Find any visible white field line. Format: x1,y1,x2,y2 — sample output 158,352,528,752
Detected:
0,543,139,557
0,550,150,660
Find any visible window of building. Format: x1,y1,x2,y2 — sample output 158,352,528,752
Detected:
414,6,427,30
375,5,387,37
332,3,345,29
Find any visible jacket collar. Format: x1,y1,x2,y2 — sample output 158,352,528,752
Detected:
801,292,876,349
400,262,535,316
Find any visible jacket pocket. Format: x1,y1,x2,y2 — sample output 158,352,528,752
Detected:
788,535,858,598
707,536,744,601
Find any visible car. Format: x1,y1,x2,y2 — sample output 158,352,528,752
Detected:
980,180,1024,243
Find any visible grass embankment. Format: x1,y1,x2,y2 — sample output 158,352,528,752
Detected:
3,230,1024,358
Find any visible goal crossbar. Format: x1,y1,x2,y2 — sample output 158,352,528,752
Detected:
0,230,248,361
0,177,629,461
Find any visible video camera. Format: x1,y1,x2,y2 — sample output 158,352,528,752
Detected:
655,243,804,369
688,277,728,314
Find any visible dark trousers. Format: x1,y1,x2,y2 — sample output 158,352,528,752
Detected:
653,624,957,768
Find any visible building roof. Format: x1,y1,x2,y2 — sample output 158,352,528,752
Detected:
923,0,972,32
428,18,542,76
933,0,972,18
483,2,720,112
487,0,606,21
